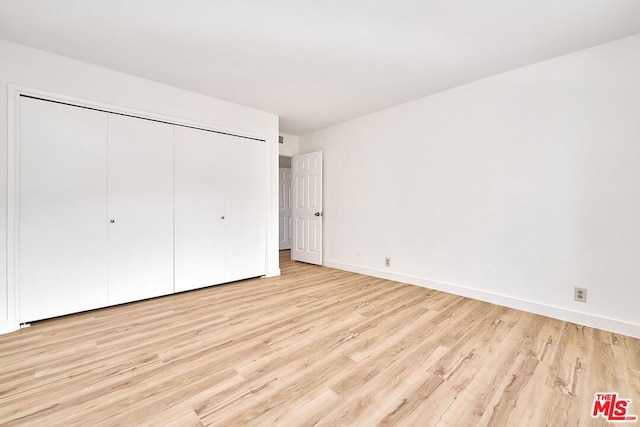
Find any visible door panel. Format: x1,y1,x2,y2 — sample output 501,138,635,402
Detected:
19,97,108,322
292,152,323,265
308,175,318,208
174,127,226,292
107,115,174,304
279,167,292,250
308,220,318,252
225,136,266,281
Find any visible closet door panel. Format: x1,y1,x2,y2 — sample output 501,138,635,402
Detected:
19,97,108,322
225,137,266,282
174,127,226,292
107,115,174,304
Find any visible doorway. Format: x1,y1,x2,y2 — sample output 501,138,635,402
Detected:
279,155,292,250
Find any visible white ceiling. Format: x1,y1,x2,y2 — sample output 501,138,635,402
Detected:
1,1,639,135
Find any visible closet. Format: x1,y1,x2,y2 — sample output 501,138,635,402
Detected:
18,96,266,323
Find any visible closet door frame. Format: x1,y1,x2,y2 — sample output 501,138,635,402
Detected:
5,85,270,335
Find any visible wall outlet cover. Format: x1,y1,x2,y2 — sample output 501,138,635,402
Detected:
574,287,587,303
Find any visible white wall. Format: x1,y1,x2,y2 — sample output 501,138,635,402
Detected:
0,39,280,334
300,34,640,338
279,132,300,156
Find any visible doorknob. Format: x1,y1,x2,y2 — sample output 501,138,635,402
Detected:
110,219,115,223
314,212,323,217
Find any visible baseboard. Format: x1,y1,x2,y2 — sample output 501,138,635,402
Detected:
323,259,640,339
0,322,20,336
264,267,281,278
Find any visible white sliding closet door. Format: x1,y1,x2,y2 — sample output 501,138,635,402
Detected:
226,136,266,282
174,127,226,292
107,115,174,304
19,97,108,322
17,96,267,325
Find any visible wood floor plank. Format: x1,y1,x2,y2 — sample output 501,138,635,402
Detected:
0,250,638,426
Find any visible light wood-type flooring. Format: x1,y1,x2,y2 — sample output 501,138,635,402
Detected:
0,251,638,426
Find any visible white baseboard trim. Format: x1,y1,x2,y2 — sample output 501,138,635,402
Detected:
323,259,640,339
0,322,20,336
264,267,281,278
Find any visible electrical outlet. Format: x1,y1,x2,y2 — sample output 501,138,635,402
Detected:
574,287,587,303
385,257,391,267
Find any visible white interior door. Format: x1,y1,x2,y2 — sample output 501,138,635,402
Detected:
174,127,226,292
225,136,266,282
19,97,108,322
107,115,174,304
279,167,292,250
292,151,323,265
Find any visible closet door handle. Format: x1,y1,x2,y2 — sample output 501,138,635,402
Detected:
110,219,115,223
